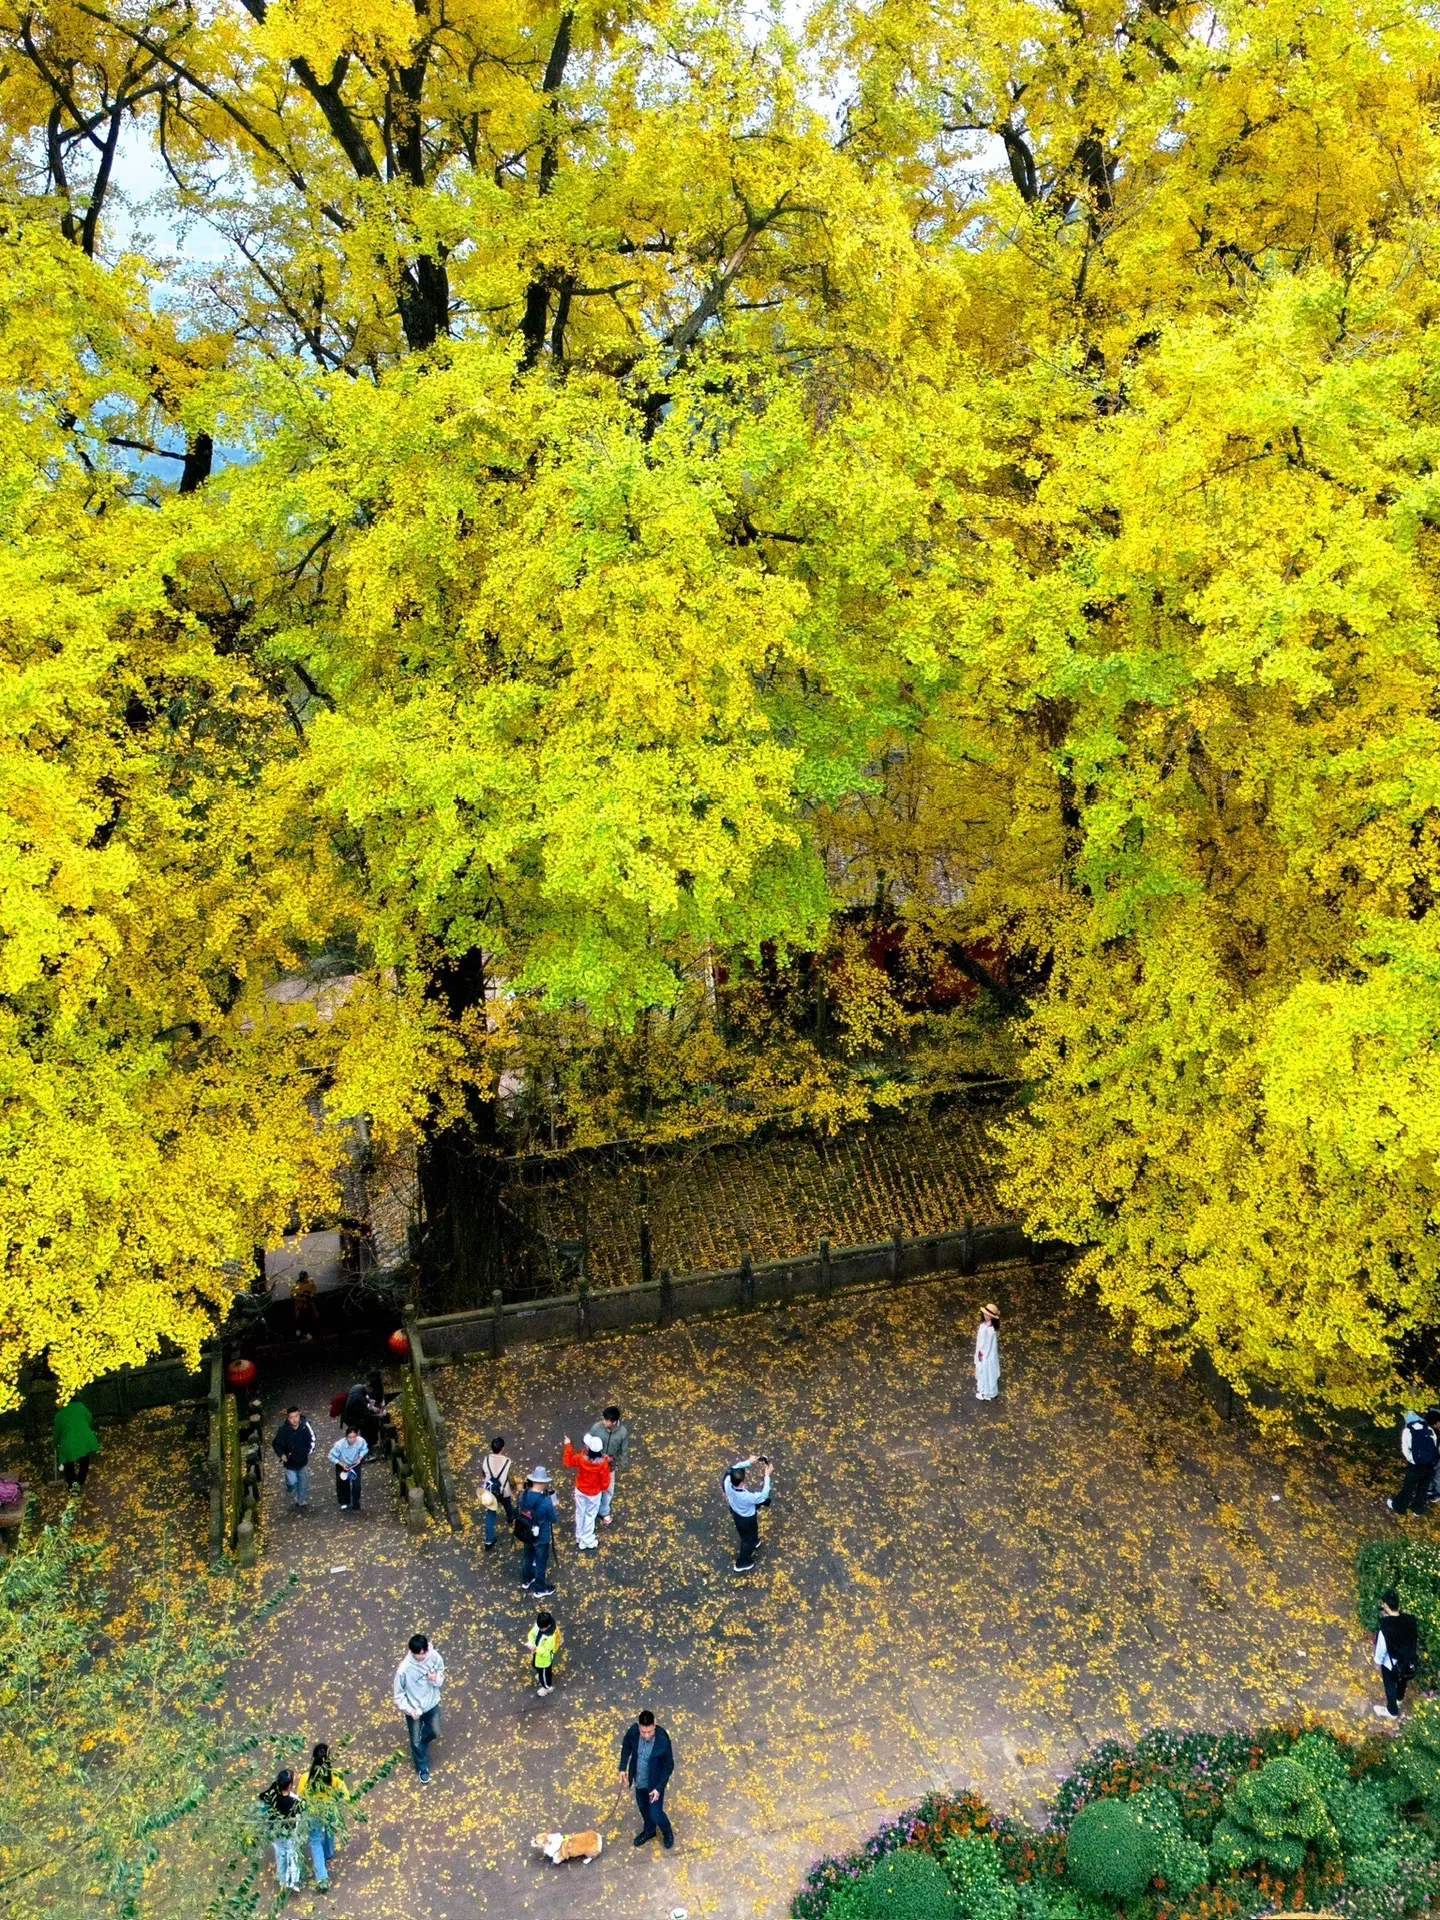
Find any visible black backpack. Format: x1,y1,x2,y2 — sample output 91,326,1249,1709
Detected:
1413,1423,1439,1469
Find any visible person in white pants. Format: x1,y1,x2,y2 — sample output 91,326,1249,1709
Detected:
561,1431,612,1549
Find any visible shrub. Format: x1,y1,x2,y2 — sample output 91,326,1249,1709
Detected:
1355,1538,1440,1685
863,1849,959,1919
944,1833,1020,1920
1129,1789,1208,1896
1065,1798,1160,1900
1209,1756,1338,1875
1385,1697,1440,1814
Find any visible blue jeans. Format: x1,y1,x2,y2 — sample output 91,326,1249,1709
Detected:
308,1822,334,1883
636,1785,673,1843
284,1465,310,1506
522,1537,550,1588
273,1836,300,1889
598,1476,615,1517
406,1704,441,1776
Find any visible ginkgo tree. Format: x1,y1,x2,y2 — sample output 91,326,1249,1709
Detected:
6,0,1440,1417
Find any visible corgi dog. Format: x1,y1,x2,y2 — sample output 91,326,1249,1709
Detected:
533,1829,603,1865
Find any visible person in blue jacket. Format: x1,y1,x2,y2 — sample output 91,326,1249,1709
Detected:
518,1467,556,1598
618,1710,674,1849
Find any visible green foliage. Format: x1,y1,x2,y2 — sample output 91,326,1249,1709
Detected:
943,1832,1020,1920
1126,1789,1208,1896
1355,1539,1440,1684
0,1506,302,1915
1209,1757,1339,1875
1385,1697,1440,1815
1065,1799,1160,1900
863,1849,960,1920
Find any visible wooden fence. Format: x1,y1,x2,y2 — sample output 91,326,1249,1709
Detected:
414,1218,1042,1364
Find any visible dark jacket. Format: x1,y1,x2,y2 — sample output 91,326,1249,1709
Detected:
271,1417,316,1470
342,1385,382,1450
619,1723,674,1793
518,1487,556,1544
1379,1611,1420,1675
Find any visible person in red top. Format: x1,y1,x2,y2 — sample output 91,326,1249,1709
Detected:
560,1431,612,1551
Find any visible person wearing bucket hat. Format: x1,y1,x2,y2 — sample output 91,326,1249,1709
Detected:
518,1468,557,1596
561,1431,612,1551
975,1304,1001,1402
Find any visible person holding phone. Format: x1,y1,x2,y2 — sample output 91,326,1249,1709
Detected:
723,1453,772,1573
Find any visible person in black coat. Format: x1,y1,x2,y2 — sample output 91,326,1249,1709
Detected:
617,1711,674,1848
1374,1589,1420,1721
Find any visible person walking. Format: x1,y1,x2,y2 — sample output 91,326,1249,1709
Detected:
525,1608,560,1697
291,1268,321,1339
480,1435,515,1551
974,1305,1001,1401
328,1426,368,1512
259,1767,302,1893
596,1405,630,1527
297,1740,348,1892
723,1454,772,1574
272,1406,317,1510
1373,1589,1420,1721
560,1430,611,1551
1388,1411,1438,1518
53,1398,100,1491
518,1467,557,1597
618,1709,675,1849
393,1633,445,1783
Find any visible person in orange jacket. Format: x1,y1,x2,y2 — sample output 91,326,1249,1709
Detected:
560,1431,612,1550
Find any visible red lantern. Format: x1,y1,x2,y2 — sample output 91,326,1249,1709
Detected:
225,1357,258,1390
387,1328,410,1359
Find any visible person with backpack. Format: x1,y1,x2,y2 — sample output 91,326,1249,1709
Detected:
524,1608,560,1697
560,1430,611,1550
1388,1412,1438,1517
517,1467,557,1597
479,1435,515,1551
1374,1589,1420,1720
258,1767,302,1893
297,1740,348,1891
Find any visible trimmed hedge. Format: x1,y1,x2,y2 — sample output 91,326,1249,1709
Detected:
792,1726,1440,1920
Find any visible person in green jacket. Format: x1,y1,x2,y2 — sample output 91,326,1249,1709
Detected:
54,1399,99,1490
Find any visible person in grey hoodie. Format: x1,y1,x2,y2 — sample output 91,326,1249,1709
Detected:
597,1405,630,1526
393,1633,445,1783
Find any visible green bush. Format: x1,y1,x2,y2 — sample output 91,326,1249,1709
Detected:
943,1833,1019,1920
1386,1697,1440,1814
863,1849,960,1920
1209,1756,1338,1875
1355,1538,1440,1685
1126,1789,1207,1895
1066,1799,1160,1900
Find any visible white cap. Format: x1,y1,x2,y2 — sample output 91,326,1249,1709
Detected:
584,1431,604,1452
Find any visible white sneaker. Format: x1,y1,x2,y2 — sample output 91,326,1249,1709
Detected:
1373,1703,1400,1719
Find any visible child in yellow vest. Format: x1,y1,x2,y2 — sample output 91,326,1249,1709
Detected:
525,1610,560,1698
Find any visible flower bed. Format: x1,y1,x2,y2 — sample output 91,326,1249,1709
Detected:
792,1721,1440,1920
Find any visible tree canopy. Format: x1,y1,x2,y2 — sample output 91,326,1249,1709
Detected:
5,0,1440,1415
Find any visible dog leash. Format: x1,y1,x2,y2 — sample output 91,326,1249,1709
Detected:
600,1777,628,1835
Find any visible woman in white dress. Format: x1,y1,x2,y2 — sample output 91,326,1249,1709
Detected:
974,1305,1000,1401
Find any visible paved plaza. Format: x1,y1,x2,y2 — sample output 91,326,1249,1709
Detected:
51,1267,1391,1919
